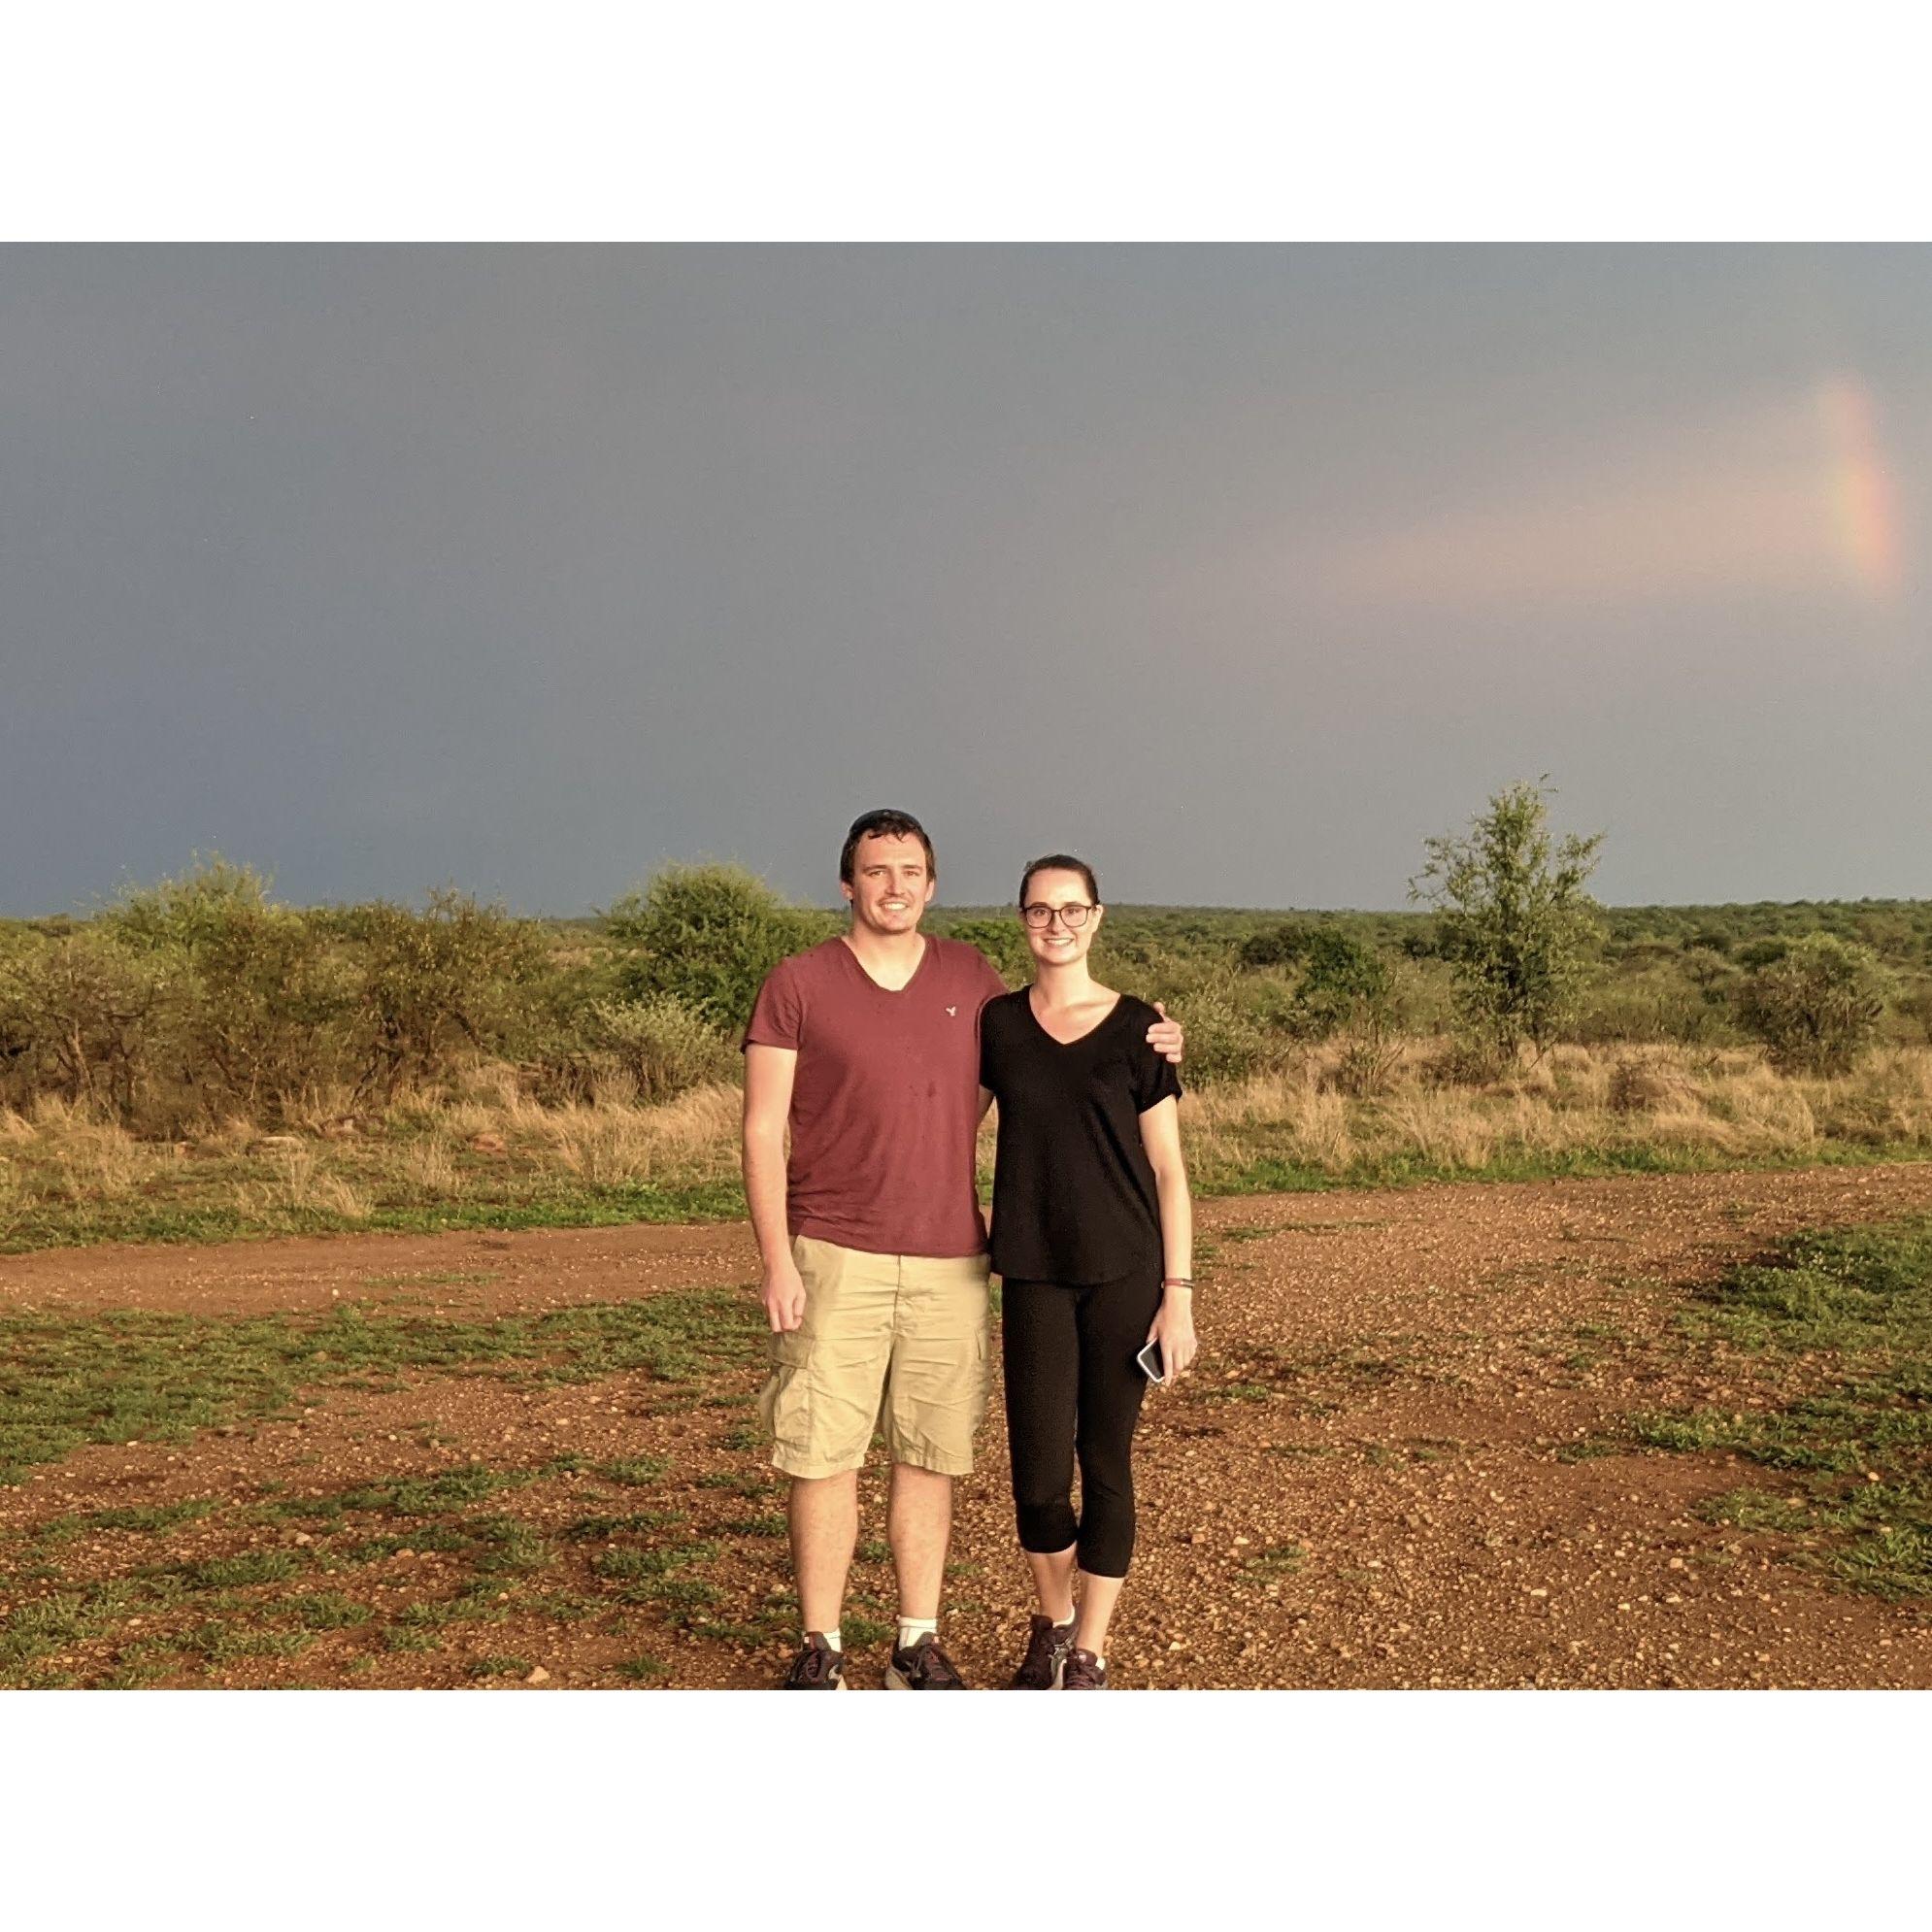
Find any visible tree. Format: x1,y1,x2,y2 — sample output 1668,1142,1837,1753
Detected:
605,863,835,1030
1736,934,1893,1075
337,890,546,1098
106,855,356,1117
1409,778,1604,1061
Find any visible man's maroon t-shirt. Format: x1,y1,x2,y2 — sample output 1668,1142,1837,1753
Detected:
742,936,1010,1258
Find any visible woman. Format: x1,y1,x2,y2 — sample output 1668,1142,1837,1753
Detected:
978,852,1196,1690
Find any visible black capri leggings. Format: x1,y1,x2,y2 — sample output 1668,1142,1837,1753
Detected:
1000,1267,1164,1580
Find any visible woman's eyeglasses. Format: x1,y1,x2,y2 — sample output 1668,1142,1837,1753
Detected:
1020,903,1096,929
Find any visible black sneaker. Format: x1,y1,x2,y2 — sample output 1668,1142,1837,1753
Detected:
782,1634,849,1689
1009,1615,1077,1689
883,1632,967,1689
1060,1648,1109,1690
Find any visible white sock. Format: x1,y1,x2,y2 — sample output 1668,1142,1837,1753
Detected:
1052,1612,1077,1629
809,1627,842,1652
897,1616,937,1651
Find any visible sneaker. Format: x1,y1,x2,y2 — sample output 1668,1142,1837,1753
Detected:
1060,1648,1109,1690
1009,1615,1077,1689
782,1634,849,1689
883,1631,967,1689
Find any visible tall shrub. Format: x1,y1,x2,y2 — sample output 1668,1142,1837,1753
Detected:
1737,934,1893,1075
1409,778,1604,1062
336,890,547,1098
606,863,833,1030
0,931,160,1118
107,860,353,1116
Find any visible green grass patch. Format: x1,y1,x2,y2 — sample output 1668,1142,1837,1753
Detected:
178,1620,315,1662
383,1622,444,1651
696,1469,772,1496
155,1549,302,1590
1242,1542,1306,1576
718,1514,786,1538
1195,1381,1275,1404
286,1591,371,1630
0,1176,750,1258
1613,1216,1932,1599
33,1499,219,1541
466,1653,532,1680
563,1512,685,1541
590,1539,720,1582
596,1456,669,1486
618,1576,721,1613
0,1287,762,1482
1212,1141,1932,1199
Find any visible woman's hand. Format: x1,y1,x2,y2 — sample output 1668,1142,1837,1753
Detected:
1146,1288,1197,1382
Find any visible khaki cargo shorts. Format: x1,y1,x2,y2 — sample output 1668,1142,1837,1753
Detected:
759,1234,992,1480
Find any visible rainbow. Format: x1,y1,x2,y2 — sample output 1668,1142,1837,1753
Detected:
1816,374,1904,600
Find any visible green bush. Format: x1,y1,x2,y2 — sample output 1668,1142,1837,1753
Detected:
0,930,161,1118
606,864,834,1030
1237,923,1314,970
1737,934,1894,1075
587,996,740,1102
942,916,1031,985
334,889,547,1100
1291,928,1392,1041
1570,958,1741,1047
1151,980,1281,1084
107,860,356,1117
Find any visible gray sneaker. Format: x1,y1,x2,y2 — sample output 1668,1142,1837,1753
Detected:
782,1634,849,1689
883,1632,967,1689
1009,1615,1077,1689
1061,1648,1109,1690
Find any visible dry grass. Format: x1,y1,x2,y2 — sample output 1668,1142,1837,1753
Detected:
5,1046,1932,1252
1180,1038,1929,1187
516,1084,741,1186
236,1145,374,1226
3,1102,153,1203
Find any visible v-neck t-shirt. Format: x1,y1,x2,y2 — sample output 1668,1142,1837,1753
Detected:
977,987,1183,1284
742,935,1010,1258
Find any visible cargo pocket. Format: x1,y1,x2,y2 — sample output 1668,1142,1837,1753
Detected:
761,1326,816,1472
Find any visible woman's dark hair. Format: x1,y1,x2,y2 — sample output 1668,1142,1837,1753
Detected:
1017,852,1100,907
841,809,937,884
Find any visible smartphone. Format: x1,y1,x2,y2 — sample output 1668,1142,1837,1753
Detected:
1136,1339,1167,1384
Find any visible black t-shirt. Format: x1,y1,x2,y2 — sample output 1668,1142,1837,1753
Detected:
978,988,1183,1285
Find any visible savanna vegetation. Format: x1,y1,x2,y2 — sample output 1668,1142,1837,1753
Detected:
4,782,1932,1253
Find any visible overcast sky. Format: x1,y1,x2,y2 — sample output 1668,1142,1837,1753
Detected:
3,246,1926,916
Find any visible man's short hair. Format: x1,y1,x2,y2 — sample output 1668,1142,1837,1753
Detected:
841,810,937,885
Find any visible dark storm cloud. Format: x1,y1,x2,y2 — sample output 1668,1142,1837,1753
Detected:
3,246,1928,916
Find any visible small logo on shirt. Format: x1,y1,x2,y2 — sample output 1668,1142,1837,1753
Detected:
945,1006,957,1016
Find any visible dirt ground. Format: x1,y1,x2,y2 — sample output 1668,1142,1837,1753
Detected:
6,1162,1932,1689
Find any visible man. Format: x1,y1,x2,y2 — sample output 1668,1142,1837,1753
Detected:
741,808,1182,1688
